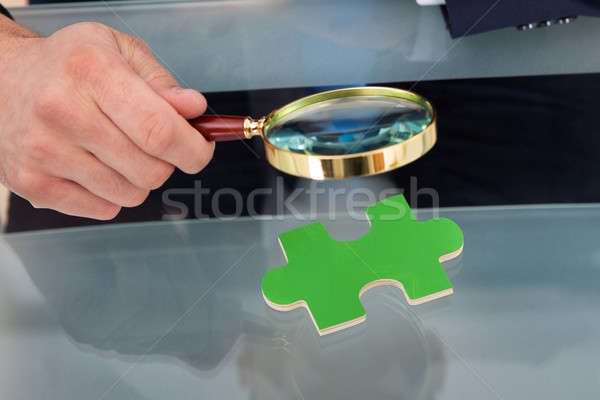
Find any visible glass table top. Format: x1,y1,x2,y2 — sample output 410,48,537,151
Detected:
0,204,598,399
10,0,600,93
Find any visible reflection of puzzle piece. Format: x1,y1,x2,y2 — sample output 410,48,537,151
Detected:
261,194,463,336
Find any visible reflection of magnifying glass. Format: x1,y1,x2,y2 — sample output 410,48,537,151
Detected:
190,87,436,179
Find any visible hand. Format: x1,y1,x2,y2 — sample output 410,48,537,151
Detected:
0,21,214,220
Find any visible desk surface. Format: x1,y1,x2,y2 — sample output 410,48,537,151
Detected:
0,204,598,399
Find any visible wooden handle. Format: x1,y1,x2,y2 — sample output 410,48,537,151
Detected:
189,115,247,141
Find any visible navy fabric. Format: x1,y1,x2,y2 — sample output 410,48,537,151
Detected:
0,3,12,20
0,4,12,19
445,0,600,37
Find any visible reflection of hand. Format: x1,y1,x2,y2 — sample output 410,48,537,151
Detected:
0,21,214,219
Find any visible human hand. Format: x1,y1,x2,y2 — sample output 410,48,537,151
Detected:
0,21,214,220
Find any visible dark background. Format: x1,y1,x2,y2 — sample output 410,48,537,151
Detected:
6,73,599,232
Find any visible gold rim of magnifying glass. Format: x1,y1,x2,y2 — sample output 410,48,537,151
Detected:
255,86,437,180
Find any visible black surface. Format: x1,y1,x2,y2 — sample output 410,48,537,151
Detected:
444,0,600,37
5,73,600,232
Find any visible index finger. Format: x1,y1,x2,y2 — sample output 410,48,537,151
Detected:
88,57,214,174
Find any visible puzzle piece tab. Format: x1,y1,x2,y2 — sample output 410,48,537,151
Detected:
261,194,463,335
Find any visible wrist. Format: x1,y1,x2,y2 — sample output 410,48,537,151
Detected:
0,18,39,63
0,13,38,41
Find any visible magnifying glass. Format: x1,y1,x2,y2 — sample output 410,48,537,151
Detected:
189,87,436,180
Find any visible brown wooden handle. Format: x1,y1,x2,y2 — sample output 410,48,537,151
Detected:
189,115,247,141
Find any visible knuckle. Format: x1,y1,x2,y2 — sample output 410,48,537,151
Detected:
139,163,174,190
114,185,149,207
21,132,52,164
129,35,151,55
34,86,71,121
63,46,121,94
117,33,152,61
125,189,150,207
140,112,173,156
70,22,112,37
14,172,49,208
63,44,106,81
188,141,215,174
105,173,150,207
96,204,121,220
14,170,39,192
145,69,175,87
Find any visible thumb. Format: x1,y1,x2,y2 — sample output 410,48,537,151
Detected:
110,30,207,119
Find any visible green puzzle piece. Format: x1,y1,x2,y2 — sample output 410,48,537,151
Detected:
261,194,464,336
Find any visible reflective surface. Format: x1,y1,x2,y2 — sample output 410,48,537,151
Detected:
265,96,433,155
0,205,599,399
12,1,600,93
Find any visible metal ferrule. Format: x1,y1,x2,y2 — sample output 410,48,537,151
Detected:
243,117,265,139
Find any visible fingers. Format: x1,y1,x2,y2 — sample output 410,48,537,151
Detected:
81,111,175,190
160,87,208,119
35,143,150,208
110,30,208,119
88,55,214,174
15,172,121,220
3,23,215,221
30,82,176,193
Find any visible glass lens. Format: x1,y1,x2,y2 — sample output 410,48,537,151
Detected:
265,95,432,155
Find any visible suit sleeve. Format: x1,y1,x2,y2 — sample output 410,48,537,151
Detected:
0,3,13,20
444,0,600,38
